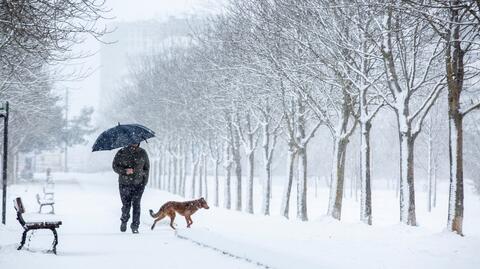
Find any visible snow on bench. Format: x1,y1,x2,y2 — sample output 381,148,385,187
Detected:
14,197,62,254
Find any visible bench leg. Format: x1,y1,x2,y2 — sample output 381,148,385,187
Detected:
50,228,58,254
17,230,28,250
39,205,43,213
50,205,55,214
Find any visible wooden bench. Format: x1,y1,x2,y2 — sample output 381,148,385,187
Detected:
14,197,62,254
36,193,55,214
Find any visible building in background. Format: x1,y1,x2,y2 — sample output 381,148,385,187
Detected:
99,16,195,125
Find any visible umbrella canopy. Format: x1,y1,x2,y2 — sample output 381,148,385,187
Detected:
92,123,155,152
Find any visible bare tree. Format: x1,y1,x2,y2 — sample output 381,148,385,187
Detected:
257,100,282,216
373,1,445,225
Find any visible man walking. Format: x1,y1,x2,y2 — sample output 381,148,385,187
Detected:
112,143,149,233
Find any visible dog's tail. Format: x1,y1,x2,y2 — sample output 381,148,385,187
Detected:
149,208,162,218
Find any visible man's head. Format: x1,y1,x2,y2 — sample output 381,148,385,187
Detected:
128,143,140,149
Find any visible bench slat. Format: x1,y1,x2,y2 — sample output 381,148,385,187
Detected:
25,221,62,229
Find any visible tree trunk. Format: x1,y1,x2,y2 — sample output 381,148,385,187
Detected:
350,169,354,198
433,159,438,208
261,125,270,216
181,146,188,197
224,160,232,209
172,156,178,194
360,121,372,225
399,132,417,226
158,155,162,190
151,159,157,188
261,124,276,216
191,158,199,199
198,156,203,197
204,155,208,201
327,89,353,221
14,152,19,184
427,125,433,213
327,137,348,220
178,153,184,195
224,143,233,209
233,143,242,211
355,139,360,202
161,148,167,190
262,159,272,215
179,147,188,197
149,158,154,188
156,158,161,189
157,158,161,189
446,15,465,235
246,151,254,214
177,156,183,195
167,153,172,192
280,148,296,218
297,149,308,221
214,160,219,207
447,92,464,235
355,170,359,202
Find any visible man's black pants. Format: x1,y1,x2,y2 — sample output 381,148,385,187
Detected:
119,184,145,229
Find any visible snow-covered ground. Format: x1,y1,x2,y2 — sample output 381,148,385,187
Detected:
1,172,479,269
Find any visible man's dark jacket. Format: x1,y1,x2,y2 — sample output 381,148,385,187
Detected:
112,146,150,186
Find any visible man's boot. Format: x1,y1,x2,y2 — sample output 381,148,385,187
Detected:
120,222,127,232
131,227,139,234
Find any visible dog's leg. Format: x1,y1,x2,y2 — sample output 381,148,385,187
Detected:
169,213,176,230
151,213,167,230
187,216,193,228
184,216,190,228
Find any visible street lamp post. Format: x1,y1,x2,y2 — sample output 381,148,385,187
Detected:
0,101,9,225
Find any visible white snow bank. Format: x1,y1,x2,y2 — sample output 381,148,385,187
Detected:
175,208,480,269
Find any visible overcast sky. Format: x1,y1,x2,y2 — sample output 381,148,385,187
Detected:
106,0,224,21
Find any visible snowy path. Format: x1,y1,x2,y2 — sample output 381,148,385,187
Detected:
0,173,259,269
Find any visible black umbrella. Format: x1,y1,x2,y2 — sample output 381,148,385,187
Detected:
92,123,155,152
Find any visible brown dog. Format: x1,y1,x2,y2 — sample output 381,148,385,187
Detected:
149,197,210,230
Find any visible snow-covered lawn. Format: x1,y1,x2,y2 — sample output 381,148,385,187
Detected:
1,172,479,269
